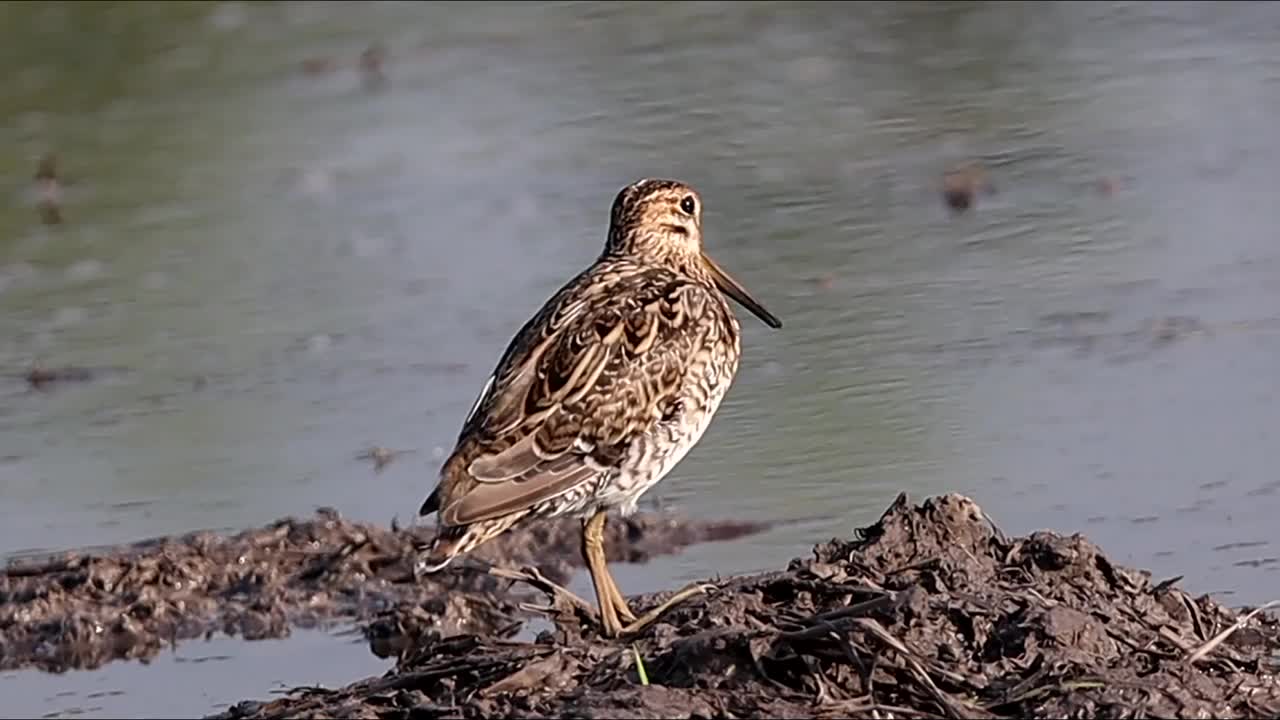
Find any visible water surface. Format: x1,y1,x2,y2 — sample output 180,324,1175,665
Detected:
3,1,1280,716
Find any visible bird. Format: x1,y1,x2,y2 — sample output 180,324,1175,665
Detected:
415,177,782,639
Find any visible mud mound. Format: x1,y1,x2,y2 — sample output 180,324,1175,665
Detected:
0,508,767,673
214,494,1280,720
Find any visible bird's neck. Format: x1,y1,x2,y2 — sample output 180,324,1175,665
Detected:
600,247,711,284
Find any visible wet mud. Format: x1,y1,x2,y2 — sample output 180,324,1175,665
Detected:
212,494,1279,720
0,508,767,674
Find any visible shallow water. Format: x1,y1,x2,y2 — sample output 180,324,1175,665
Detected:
3,1,1280,716
1,628,387,719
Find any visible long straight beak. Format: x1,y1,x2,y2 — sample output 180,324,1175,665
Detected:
701,253,782,329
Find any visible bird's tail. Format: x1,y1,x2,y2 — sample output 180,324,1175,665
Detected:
413,531,466,576
412,514,527,578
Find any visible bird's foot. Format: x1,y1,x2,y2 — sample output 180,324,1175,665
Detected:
488,565,598,622
603,572,638,624
614,600,638,624
605,582,717,639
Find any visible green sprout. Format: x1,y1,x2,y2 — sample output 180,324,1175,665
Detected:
631,642,650,686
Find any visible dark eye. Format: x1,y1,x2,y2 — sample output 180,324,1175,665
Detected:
679,195,697,215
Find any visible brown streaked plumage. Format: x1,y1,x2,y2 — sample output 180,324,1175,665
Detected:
416,178,781,638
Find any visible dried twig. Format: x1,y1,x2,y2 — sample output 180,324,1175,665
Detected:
855,618,990,720
781,594,899,641
1186,600,1279,665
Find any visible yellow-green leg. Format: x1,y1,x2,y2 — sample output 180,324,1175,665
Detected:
603,566,638,623
582,511,637,624
580,510,621,636
582,510,713,639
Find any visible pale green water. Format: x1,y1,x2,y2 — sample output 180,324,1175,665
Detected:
3,1,1280,717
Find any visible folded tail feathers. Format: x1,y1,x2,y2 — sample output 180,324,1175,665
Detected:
412,510,531,580
418,486,440,517
413,533,462,576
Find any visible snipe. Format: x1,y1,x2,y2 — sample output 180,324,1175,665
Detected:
416,178,781,638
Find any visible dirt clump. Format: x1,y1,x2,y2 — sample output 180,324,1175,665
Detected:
0,508,767,673
212,493,1280,720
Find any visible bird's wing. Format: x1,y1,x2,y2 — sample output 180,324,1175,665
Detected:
438,266,722,526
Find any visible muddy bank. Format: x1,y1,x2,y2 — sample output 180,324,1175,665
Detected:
0,509,767,674
214,494,1279,720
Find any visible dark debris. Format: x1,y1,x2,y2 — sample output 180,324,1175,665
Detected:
209,493,1280,720
1,509,767,674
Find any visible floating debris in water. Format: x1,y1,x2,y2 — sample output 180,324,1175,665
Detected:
24,363,96,389
941,161,996,213
1147,315,1208,344
356,446,416,473
14,363,134,391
